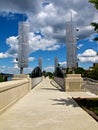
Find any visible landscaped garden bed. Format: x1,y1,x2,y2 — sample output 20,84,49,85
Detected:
73,98,98,122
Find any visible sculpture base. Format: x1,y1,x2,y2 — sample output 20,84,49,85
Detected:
65,74,83,91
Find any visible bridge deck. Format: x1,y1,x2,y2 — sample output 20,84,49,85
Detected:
0,78,98,130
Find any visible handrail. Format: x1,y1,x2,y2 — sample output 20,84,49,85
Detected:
83,77,98,83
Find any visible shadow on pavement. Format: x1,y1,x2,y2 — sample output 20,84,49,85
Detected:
51,98,79,107
50,80,64,92
40,88,59,91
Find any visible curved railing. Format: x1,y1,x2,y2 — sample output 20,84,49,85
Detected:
83,77,98,83
83,77,98,95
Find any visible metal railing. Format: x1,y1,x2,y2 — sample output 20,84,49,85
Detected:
83,77,98,95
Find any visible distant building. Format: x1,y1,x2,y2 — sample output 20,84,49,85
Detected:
93,63,98,67
89,63,98,70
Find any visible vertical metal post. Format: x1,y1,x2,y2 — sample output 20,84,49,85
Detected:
54,57,58,71
38,58,42,72
20,67,23,74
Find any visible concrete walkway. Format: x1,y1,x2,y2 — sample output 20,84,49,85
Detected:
0,78,98,130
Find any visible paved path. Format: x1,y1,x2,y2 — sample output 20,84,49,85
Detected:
0,78,98,130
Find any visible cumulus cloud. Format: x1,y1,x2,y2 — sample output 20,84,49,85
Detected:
78,49,98,63
0,0,40,15
0,0,98,72
13,64,18,69
12,59,18,64
6,36,18,58
0,65,6,69
78,49,97,57
11,57,34,74
29,32,60,52
77,44,84,50
0,32,60,59
0,52,9,58
0,36,18,59
29,57,35,62
59,61,67,67
0,65,19,74
0,0,97,44
28,0,97,43
44,66,54,72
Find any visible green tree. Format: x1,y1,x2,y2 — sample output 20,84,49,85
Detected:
89,0,98,9
89,0,98,40
75,67,86,76
46,72,53,79
86,64,98,80
0,74,4,82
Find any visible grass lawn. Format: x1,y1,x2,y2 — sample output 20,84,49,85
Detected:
73,98,98,122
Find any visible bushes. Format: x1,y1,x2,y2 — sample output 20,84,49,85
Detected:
46,72,53,79
86,65,98,80
0,74,4,82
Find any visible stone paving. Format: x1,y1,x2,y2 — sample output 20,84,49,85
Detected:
0,77,98,130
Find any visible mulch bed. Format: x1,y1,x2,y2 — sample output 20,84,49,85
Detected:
73,97,98,122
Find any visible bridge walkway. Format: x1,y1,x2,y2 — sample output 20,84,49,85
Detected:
0,78,98,130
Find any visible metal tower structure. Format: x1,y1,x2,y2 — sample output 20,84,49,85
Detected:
54,57,58,71
18,21,30,74
38,58,42,72
66,19,77,70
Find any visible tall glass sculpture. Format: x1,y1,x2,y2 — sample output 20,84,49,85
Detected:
66,21,77,70
18,22,30,74
38,58,42,72
54,57,58,71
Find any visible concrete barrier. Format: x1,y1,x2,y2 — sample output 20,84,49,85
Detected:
54,74,84,92
0,78,30,114
65,74,83,91
0,74,43,114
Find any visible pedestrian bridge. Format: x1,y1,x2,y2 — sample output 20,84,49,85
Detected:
0,77,98,130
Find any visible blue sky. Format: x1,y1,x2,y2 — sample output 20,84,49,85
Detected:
0,0,98,74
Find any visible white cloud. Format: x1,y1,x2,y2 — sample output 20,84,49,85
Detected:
77,44,83,49
0,66,19,74
44,66,54,72
12,58,18,63
6,36,18,57
29,32,60,52
0,0,97,41
59,61,67,67
13,64,18,69
0,36,18,59
78,49,98,63
0,0,98,72
78,56,98,63
0,0,97,45
78,49,97,57
0,31,60,59
0,0,40,15
28,0,97,43
42,26,54,36
0,65,6,69
0,53,9,58
29,57,35,62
